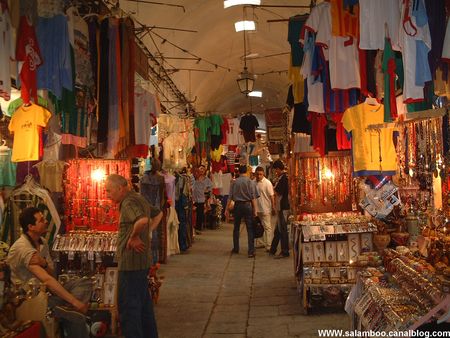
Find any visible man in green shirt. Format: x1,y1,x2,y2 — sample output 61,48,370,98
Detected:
105,174,163,338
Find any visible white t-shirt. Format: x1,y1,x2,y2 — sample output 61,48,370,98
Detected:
134,86,154,146
313,2,360,90
0,7,13,100
399,0,431,101
7,234,54,286
226,118,243,145
256,177,274,214
359,0,401,51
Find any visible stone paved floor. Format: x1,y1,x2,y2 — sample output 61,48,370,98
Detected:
154,223,350,338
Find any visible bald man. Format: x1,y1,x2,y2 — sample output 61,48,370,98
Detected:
105,174,163,338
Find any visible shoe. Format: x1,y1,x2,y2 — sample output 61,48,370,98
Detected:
274,254,290,259
53,305,88,323
248,253,255,258
230,249,239,254
268,251,275,256
195,230,202,235
255,244,265,249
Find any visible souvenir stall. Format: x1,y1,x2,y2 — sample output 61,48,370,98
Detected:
0,0,171,335
286,0,450,324
290,150,368,313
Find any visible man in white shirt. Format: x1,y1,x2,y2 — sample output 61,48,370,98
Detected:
254,166,275,251
7,207,92,338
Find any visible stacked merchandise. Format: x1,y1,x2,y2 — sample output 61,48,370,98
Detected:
292,214,377,313
348,248,449,332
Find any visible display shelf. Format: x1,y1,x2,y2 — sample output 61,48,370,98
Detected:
293,218,375,314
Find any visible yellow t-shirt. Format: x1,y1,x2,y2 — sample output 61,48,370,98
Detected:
9,104,51,162
210,144,224,162
342,103,397,176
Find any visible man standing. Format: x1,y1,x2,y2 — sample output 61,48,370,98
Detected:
269,160,291,258
192,164,212,234
225,165,260,258
7,207,91,338
105,174,163,338
254,166,275,251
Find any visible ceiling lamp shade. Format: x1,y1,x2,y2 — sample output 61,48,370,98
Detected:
248,90,262,97
237,67,255,95
235,20,256,32
224,0,261,8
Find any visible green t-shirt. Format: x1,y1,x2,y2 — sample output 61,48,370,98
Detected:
117,191,160,271
209,114,223,136
195,116,211,142
7,96,49,117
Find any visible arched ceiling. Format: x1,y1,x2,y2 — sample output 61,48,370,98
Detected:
120,0,313,115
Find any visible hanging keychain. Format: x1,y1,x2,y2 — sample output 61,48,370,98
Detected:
377,129,383,174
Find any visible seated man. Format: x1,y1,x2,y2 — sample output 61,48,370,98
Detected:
7,207,92,338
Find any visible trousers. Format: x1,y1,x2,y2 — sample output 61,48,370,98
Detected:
257,212,274,250
48,276,93,338
118,269,158,338
270,210,290,256
232,202,255,255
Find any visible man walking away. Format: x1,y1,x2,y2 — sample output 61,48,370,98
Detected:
225,165,260,258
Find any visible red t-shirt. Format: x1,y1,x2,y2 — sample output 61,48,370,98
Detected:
221,118,229,144
16,16,42,103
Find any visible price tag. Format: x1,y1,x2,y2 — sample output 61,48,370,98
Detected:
68,251,75,260
88,251,94,261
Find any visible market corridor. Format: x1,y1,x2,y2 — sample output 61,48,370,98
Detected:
154,223,349,338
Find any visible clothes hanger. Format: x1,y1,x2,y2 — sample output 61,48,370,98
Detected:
364,95,379,106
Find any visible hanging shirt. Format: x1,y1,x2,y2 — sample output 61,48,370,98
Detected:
35,160,65,192
194,116,211,142
16,16,42,103
359,0,401,51
0,149,16,186
226,118,241,145
314,2,360,90
239,113,259,142
66,7,94,87
163,172,176,204
342,103,397,176
134,86,153,146
399,0,432,102
36,14,73,99
220,118,229,144
209,114,223,136
0,4,13,101
8,103,51,162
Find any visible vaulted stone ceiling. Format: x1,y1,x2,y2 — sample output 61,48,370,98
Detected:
120,0,313,115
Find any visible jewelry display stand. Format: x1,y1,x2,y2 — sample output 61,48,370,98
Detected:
293,216,377,314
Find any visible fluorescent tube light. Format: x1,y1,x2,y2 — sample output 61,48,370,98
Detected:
224,0,261,8
235,20,256,32
248,91,262,97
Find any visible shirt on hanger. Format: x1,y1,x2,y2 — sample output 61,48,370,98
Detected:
35,160,65,192
209,114,223,136
239,113,259,142
8,103,51,162
16,15,42,103
194,116,211,142
226,118,241,145
342,102,397,176
0,149,16,186
0,5,13,101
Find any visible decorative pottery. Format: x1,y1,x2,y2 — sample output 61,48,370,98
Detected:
391,232,410,247
373,234,391,254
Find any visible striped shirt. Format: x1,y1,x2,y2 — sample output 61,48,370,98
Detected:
117,191,160,271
